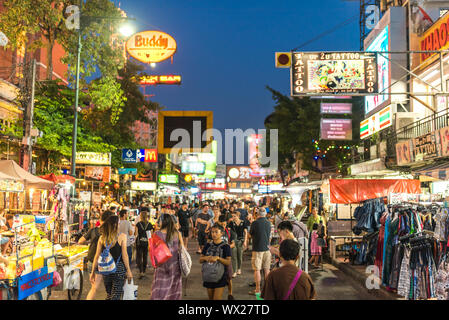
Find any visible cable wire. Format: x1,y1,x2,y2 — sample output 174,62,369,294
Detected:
291,13,359,51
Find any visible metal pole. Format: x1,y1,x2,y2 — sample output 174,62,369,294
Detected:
71,0,82,179
28,59,36,172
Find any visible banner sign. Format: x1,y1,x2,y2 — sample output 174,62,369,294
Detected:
320,119,352,140
134,169,157,182
227,166,252,182
199,182,227,190
131,181,157,191
136,149,158,163
181,161,206,174
85,166,111,182
118,168,138,175
360,105,392,139
395,125,449,165
0,180,24,192
320,103,352,114
158,174,179,184
92,192,102,206
291,51,378,95
76,152,111,165
18,267,53,300
419,10,449,67
79,191,91,202
122,149,137,163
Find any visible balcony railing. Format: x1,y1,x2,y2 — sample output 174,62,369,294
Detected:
386,108,449,162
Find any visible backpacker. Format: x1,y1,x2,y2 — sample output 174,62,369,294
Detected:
201,242,226,283
97,241,120,275
137,222,151,247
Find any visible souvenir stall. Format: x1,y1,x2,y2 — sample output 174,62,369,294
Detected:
327,179,421,266
0,163,56,300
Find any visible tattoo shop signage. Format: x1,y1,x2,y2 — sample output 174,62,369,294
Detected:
291,51,378,96
395,125,449,165
18,267,53,300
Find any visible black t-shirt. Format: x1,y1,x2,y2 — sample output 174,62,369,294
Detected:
222,227,237,245
202,241,231,288
84,227,100,263
229,219,250,240
177,209,191,228
250,217,272,252
196,213,210,232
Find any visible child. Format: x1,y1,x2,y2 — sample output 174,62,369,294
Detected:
309,223,321,268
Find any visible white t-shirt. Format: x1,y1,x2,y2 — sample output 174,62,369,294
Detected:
118,220,133,245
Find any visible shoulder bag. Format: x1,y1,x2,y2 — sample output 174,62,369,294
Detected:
148,232,173,268
283,269,302,300
178,232,192,277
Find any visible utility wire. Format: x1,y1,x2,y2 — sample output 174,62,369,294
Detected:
291,13,359,51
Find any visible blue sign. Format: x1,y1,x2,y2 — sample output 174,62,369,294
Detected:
136,149,146,162
18,267,53,300
118,168,138,175
122,149,137,163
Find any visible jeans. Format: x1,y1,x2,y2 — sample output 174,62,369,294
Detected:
232,239,244,272
136,243,148,273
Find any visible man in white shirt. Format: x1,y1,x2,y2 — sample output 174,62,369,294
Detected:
118,209,134,266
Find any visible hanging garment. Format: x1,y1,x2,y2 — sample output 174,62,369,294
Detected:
383,217,399,286
375,213,387,275
389,244,404,290
397,246,411,298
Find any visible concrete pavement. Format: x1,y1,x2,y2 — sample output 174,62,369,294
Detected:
50,238,387,300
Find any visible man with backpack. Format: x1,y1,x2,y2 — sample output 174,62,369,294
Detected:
135,208,153,279
78,210,113,300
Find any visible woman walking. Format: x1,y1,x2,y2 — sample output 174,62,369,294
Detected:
200,224,232,300
135,210,154,279
150,213,183,300
91,215,133,300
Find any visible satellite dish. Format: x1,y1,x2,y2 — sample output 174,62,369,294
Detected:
0,32,8,46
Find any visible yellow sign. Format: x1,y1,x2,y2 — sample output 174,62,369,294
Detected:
126,30,177,64
139,75,182,85
76,152,111,165
185,174,192,182
419,11,449,68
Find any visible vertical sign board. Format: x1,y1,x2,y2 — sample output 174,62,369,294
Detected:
320,119,352,140
360,105,393,139
18,267,53,300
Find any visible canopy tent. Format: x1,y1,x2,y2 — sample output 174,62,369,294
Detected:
329,179,421,204
39,173,75,185
0,171,21,181
0,160,54,189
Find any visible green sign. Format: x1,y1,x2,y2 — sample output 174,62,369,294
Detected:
197,140,217,179
158,174,179,184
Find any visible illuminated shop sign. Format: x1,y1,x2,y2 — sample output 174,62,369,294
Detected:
126,30,177,63
139,75,181,85
291,51,378,95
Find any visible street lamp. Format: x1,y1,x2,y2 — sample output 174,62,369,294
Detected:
70,0,135,179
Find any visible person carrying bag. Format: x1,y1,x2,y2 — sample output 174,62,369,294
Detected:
135,210,153,279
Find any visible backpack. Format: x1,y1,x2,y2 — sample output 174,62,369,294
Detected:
137,222,151,246
97,240,121,275
201,242,226,283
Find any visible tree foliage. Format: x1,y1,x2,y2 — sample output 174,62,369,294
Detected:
265,87,358,178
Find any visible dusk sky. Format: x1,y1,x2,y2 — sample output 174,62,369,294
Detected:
119,0,360,132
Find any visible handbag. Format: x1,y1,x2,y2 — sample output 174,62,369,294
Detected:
148,233,173,268
283,269,302,300
123,279,138,300
179,243,192,277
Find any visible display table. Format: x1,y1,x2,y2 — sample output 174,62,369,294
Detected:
328,235,364,260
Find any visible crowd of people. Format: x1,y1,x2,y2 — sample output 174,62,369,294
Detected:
76,199,326,301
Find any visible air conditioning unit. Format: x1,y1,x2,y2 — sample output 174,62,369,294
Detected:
394,112,421,131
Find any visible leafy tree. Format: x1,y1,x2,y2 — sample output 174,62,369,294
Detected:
265,87,358,182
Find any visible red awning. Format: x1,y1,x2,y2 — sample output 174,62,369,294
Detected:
40,173,75,185
329,179,421,204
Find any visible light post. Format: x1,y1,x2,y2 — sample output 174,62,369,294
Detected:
70,2,135,179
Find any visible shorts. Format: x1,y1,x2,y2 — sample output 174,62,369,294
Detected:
251,251,271,271
198,230,207,246
0,236,9,245
180,227,189,238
